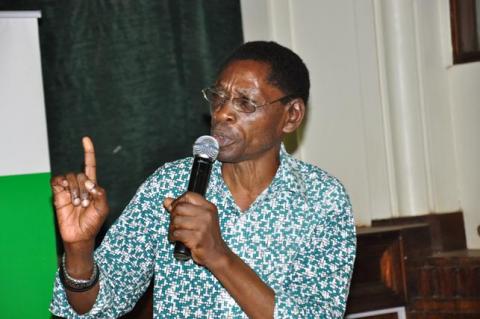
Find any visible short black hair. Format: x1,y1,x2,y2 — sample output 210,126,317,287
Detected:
219,41,310,104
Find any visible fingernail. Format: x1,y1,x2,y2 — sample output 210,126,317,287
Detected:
85,180,95,190
81,199,90,207
73,197,81,206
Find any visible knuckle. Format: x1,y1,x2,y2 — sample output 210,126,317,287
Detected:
51,175,61,182
173,230,182,239
173,216,181,228
205,211,215,223
176,193,188,202
182,192,198,203
175,202,189,211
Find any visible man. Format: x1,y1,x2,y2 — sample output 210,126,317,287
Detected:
50,41,356,318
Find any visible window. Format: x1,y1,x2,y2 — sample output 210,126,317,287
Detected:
450,0,480,63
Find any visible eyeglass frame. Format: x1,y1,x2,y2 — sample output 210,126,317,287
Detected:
201,87,295,114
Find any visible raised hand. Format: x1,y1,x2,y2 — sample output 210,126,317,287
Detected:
51,137,109,245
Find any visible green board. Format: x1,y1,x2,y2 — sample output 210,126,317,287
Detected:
0,172,57,318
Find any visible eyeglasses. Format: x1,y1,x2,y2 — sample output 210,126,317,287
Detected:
202,87,293,114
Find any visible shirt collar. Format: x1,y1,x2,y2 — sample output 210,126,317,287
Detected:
272,143,308,196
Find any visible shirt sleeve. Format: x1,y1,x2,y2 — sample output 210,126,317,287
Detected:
274,181,356,319
50,171,166,318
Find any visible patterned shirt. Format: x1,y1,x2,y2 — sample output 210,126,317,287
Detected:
50,146,356,318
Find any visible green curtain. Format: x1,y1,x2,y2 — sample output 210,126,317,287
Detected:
1,0,243,241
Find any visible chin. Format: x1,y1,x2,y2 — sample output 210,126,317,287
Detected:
217,153,238,164
217,149,244,163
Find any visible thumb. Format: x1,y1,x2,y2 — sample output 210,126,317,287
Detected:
85,179,102,197
85,180,108,211
163,197,174,212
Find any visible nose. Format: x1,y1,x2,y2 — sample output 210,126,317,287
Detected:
211,100,237,125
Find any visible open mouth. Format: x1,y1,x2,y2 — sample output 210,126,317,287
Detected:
212,134,235,148
211,127,237,148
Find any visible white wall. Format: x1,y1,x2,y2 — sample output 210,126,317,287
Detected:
241,0,480,248
448,63,480,248
0,11,50,176
242,0,392,226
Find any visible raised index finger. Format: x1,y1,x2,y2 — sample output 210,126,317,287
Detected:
82,136,97,182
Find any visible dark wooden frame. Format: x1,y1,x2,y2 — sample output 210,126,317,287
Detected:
450,0,480,64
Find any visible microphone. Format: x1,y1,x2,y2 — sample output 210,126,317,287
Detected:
173,135,220,261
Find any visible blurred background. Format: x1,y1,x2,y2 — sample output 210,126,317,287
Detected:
0,0,479,318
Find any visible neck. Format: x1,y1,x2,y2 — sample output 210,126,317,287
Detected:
221,145,281,211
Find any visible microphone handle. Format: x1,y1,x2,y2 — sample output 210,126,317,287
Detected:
173,156,213,261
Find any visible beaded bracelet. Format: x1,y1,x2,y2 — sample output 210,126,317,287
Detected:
59,254,99,292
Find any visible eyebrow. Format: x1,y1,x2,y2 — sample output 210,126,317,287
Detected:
214,85,260,99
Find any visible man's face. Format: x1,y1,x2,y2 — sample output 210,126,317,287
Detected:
210,60,290,163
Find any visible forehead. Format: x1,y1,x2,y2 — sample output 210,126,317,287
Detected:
216,60,275,93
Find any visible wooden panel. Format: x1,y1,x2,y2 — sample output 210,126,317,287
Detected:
372,212,466,253
350,213,480,318
346,224,431,314
409,250,480,317
450,0,480,63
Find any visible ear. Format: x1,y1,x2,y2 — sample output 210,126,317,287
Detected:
282,98,305,134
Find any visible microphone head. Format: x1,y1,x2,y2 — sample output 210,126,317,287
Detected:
193,135,219,161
